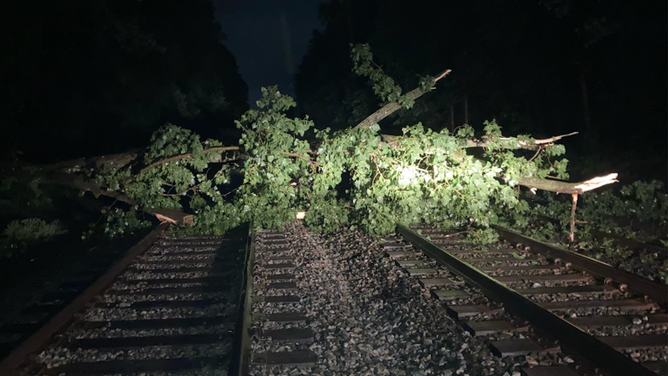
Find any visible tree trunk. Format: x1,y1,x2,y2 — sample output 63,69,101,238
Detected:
279,12,295,77
345,0,354,43
464,95,469,124
579,71,591,134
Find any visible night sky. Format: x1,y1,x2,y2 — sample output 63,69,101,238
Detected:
213,0,323,105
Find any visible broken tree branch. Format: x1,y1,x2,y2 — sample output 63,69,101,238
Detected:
140,146,240,174
355,69,451,130
42,150,142,173
570,193,578,245
530,132,580,145
381,131,579,151
465,131,579,150
58,128,574,179
45,171,194,226
139,148,317,174
279,152,320,166
519,173,618,195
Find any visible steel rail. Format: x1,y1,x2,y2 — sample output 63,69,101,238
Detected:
397,224,656,376
0,222,169,376
229,227,256,376
492,225,667,307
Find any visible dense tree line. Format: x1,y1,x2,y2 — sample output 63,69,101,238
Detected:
0,0,248,162
0,2,664,277
296,0,667,182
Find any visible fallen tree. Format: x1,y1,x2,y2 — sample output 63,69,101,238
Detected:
46,170,193,226
27,44,616,240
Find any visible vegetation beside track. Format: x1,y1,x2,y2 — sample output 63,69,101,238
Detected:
503,182,668,284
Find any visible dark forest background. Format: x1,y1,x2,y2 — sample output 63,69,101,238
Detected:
0,0,666,183
0,0,248,161
296,0,667,182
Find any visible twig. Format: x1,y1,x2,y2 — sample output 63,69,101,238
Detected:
466,132,579,150
140,146,240,174
222,187,238,197
430,69,452,88
569,193,579,248
442,230,469,238
528,147,543,162
279,152,320,166
531,131,579,145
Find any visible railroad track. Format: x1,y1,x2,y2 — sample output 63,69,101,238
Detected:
388,224,667,376
0,223,249,376
1,220,665,375
0,245,134,360
234,229,318,375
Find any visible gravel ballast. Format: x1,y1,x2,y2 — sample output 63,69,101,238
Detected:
250,223,525,376
32,233,245,375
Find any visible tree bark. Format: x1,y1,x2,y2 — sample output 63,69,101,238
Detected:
519,173,617,194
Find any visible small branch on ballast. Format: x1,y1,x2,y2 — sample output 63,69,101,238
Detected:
569,193,579,247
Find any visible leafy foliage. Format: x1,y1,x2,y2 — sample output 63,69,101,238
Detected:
100,208,152,239
90,122,242,235
91,45,572,243
583,181,667,225
508,181,668,284
0,175,55,217
526,181,667,243
351,44,418,108
236,87,314,229
1,218,66,257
